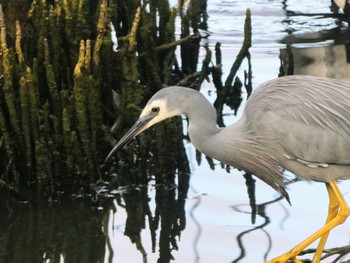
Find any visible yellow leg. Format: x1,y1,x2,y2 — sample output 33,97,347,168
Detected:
312,183,339,262
266,180,350,263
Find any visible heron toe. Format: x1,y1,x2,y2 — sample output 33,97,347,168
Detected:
266,256,304,263
265,250,304,263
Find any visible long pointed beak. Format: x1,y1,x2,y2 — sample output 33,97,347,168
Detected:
104,114,155,163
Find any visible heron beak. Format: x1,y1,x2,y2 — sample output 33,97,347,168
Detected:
104,114,155,163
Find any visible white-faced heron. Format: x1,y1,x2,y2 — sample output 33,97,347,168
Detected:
105,75,350,263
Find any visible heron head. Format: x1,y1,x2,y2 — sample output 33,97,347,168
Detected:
104,88,182,163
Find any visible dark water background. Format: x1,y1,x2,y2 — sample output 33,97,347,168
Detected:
2,0,350,262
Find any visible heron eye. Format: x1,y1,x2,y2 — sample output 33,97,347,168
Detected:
151,107,160,113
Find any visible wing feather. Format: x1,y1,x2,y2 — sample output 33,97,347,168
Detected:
245,75,350,164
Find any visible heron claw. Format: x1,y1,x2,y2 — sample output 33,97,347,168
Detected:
265,256,304,263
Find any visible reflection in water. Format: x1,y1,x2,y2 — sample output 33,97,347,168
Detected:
231,195,284,263
0,200,106,263
279,4,350,82
230,178,299,263
104,173,190,263
188,183,204,263
2,180,350,262
280,43,350,82
1,179,350,262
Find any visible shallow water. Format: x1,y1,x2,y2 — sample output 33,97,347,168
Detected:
2,1,350,263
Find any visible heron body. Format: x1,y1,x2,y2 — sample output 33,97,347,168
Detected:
105,75,350,262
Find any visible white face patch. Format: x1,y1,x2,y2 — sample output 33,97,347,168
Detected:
140,99,168,118
139,99,181,131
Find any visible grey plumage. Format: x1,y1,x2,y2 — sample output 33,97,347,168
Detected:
105,75,350,262
106,75,350,192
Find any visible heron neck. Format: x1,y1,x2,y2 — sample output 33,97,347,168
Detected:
184,92,247,169
184,93,225,156
187,110,245,167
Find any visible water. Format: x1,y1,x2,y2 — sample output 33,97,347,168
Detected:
3,1,350,263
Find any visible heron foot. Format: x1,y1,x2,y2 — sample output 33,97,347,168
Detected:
265,254,304,263
266,181,350,263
